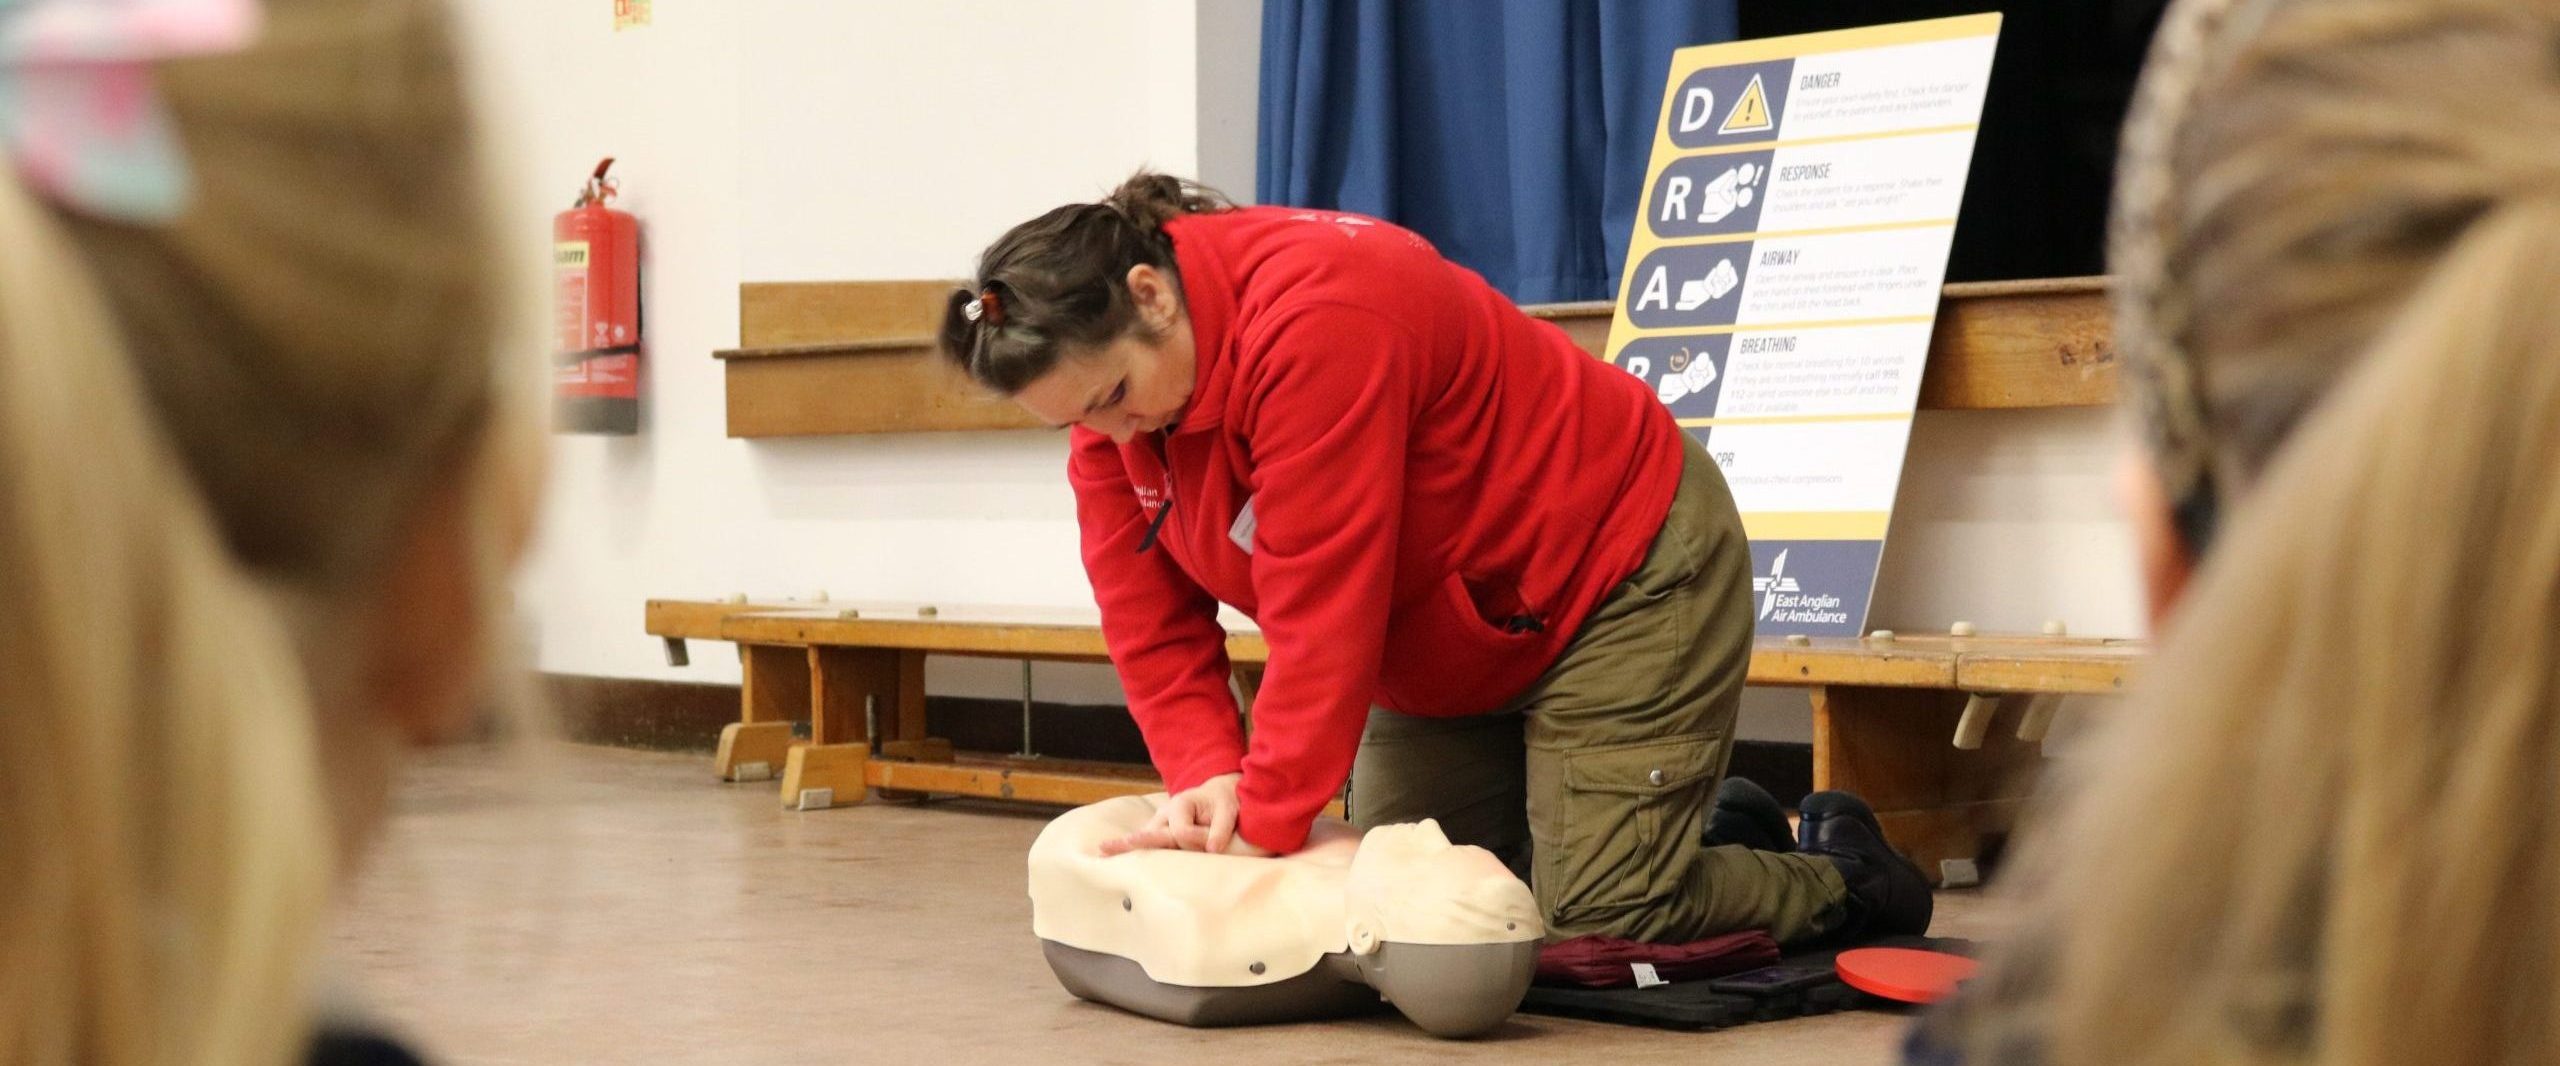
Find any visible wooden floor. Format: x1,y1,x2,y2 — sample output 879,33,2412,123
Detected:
330,744,2009,1065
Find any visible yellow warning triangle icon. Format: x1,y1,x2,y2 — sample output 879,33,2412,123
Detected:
1720,73,1774,135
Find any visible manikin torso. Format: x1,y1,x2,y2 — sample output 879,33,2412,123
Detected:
1028,794,1544,1037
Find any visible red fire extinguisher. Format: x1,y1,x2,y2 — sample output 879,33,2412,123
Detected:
554,157,641,434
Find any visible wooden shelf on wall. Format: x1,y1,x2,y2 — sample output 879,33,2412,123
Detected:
724,280,1048,437
720,276,2116,438
720,337,1044,437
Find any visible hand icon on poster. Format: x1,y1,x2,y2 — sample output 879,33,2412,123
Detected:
1676,259,1742,311
1697,162,1761,224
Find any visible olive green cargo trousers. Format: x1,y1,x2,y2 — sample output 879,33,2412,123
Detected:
1351,434,1849,943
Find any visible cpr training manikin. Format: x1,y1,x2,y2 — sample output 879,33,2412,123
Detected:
1027,794,1544,1037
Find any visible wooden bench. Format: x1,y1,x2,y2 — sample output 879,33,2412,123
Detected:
645,598,2139,881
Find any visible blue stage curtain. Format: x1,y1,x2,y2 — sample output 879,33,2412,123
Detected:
1257,0,1740,304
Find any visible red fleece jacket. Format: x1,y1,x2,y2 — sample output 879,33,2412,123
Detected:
1071,207,1684,853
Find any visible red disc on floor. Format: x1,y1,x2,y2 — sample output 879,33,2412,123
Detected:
1835,947,1977,1004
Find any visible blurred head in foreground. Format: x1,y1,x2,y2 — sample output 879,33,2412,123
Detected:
0,0,538,1062
1947,2,2560,1064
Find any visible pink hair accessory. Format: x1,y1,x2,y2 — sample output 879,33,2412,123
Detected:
0,0,264,220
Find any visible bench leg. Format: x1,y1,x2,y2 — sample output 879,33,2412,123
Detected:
789,646,948,808
714,723,795,783
781,645,881,809
1809,685,2045,886
871,650,947,801
781,743,867,811
1231,664,1263,737
714,644,810,782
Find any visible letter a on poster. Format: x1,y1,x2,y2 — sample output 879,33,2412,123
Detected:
1606,14,2001,636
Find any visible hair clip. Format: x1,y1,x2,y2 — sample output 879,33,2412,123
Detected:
971,288,1004,327
0,0,265,222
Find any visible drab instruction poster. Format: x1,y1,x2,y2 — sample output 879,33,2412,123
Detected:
1605,14,2001,636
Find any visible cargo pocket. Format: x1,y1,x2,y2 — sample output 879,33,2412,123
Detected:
1539,734,1719,921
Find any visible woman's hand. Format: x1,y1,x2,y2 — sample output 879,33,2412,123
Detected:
1101,773,1273,857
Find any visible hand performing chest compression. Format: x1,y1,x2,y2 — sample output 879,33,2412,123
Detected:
1099,772,1276,857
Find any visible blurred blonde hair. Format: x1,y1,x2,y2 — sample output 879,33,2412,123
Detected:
0,0,531,1063
1981,2,2560,1063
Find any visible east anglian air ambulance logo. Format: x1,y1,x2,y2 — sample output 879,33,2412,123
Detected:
1753,549,1800,622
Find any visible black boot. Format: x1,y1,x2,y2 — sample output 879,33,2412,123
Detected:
1703,776,1796,853
1797,790,1933,942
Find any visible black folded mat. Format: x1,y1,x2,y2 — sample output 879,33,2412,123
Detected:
1517,935,1978,1031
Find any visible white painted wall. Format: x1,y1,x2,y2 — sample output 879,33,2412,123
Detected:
456,1,2138,743
454,1,1258,706
451,0,753,674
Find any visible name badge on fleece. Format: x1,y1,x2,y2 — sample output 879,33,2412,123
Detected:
1229,497,1258,555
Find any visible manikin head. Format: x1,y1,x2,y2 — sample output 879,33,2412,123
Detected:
1340,820,1544,1037
1344,819,1543,953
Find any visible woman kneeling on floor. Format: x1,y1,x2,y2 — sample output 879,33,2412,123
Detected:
942,173,1929,949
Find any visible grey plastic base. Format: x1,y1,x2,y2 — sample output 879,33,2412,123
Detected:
1040,938,1539,1038
1042,941,1384,1028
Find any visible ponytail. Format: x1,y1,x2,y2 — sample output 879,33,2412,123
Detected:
0,173,330,1066
1102,171,1230,234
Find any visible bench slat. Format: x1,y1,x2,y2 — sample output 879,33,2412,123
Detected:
1746,639,1958,688
646,599,2139,692
1956,645,2141,694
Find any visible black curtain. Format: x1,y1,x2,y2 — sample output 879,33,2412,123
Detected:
1741,1,2168,281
